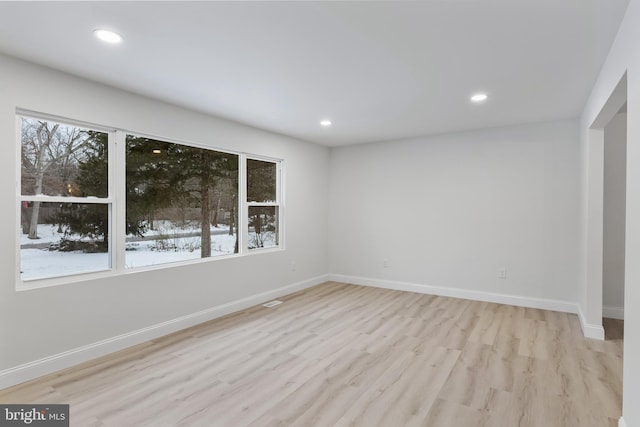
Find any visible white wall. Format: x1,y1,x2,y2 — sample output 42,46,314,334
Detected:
603,112,627,318
328,120,581,306
0,54,330,383
580,0,638,425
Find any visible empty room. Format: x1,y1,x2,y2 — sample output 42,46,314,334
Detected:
0,1,638,426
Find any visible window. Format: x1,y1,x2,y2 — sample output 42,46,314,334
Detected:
246,159,280,250
19,116,112,280
125,135,239,268
17,113,283,285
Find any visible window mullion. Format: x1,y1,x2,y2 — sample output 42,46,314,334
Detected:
278,161,283,249
18,195,112,204
113,131,127,272
239,154,247,255
247,202,279,207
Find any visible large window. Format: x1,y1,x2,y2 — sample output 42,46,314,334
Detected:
17,113,282,285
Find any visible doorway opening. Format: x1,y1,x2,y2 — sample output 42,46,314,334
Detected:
602,103,626,340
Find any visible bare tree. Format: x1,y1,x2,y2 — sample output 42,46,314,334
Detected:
21,119,90,239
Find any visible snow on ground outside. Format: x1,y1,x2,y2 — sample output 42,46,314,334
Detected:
20,223,274,281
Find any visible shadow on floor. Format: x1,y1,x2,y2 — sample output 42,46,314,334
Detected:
603,317,624,341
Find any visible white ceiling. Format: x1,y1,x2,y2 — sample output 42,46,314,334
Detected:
0,1,630,146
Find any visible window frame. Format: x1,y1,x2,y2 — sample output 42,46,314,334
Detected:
15,111,284,290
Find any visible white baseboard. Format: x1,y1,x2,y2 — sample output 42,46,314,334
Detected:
603,305,625,320
329,274,580,313
619,416,627,427
329,274,611,338
576,305,605,340
0,274,329,390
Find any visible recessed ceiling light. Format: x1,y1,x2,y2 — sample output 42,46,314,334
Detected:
320,120,332,127
471,93,488,102
93,29,123,44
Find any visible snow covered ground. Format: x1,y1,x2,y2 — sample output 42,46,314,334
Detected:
20,223,245,281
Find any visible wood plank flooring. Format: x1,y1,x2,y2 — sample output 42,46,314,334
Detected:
0,282,623,427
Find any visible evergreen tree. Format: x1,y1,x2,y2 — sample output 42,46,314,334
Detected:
51,131,109,251
164,144,238,257
247,160,277,248
126,136,238,257
126,136,179,235
55,133,239,255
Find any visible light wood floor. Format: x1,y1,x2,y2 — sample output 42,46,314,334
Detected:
0,282,623,427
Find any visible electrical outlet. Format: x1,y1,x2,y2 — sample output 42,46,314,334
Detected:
290,261,296,271
383,259,389,268
498,268,507,279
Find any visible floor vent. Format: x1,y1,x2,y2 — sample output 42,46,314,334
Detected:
262,300,283,308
